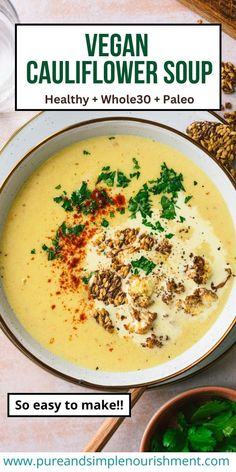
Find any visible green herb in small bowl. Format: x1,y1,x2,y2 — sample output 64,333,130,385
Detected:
140,387,236,452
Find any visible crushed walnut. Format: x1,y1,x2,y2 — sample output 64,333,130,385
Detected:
186,121,236,179
221,62,236,94
90,270,127,306
156,239,172,256
93,308,114,333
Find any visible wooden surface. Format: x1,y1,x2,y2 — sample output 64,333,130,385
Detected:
179,0,236,39
83,387,145,452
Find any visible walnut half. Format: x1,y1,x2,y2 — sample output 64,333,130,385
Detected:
93,308,114,333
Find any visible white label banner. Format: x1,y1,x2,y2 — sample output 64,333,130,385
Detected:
15,24,221,111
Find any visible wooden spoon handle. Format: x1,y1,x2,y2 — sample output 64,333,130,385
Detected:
83,386,145,452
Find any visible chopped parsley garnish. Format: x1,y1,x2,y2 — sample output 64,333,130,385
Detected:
96,169,116,187
150,398,236,453
100,189,113,204
142,219,164,232
69,224,84,235
42,243,59,261
131,256,156,275
42,222,85,261
132,157,140,170
185,195,193,204
108,136,115,140
117,207,125,214
101,219,109,228
179,216,186,223
53,193,73,211
97,168,131,189
109,211,115,218
117,171,131,188
130,158,141,180
160,196,176,220
81,200,98,215
165,233,174,239
149,162,185,198
83,150,91,155
59,222,67,234
130,171,140,180
55,184,61,190
128,184,152,219
53,196,63,204
53,181,112,217
30,249,36,254
61,199,73,212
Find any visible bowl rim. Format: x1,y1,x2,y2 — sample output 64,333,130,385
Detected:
0,115,235,390
140,385,236,451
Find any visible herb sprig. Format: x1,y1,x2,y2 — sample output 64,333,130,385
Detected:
131,256,156,275
149,162,185,198
150,398,236,453
42,222,85,260
160,196,176,220
130,158,141,180
128,162,186,224
128,184,152,219
53,181,111,216
97,159,141,189
142,219,164,233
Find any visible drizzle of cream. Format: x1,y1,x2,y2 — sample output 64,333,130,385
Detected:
85,192,228,347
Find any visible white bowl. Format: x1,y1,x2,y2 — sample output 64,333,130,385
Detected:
0,117,235,389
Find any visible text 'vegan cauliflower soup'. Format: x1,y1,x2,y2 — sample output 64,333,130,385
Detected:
0,135,235,372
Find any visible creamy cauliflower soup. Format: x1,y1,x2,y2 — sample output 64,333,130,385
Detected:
0,135,235,372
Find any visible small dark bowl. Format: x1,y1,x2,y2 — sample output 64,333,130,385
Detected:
140,386,236,451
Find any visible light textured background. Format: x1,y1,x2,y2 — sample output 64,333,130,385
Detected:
0,0,235,452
